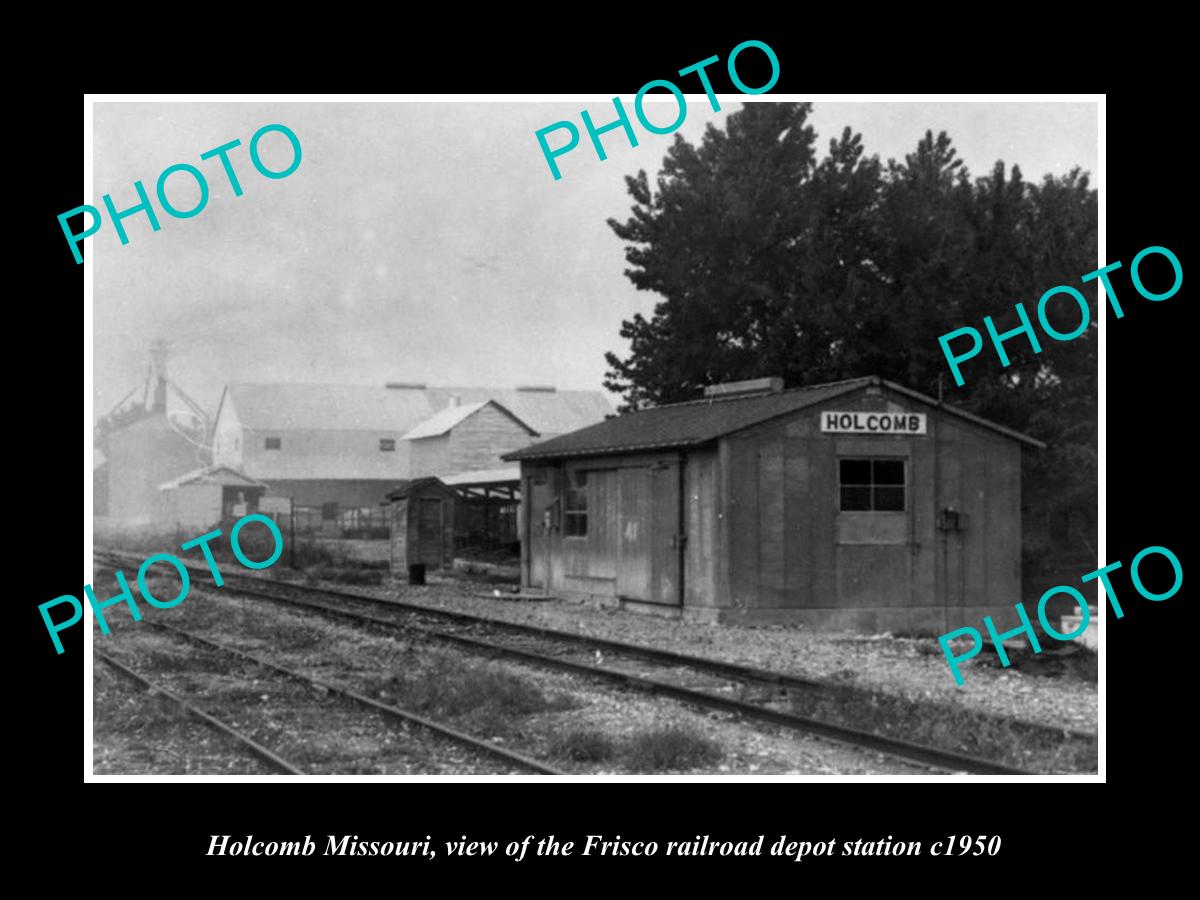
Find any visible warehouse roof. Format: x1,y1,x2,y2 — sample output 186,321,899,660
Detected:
215,383,610,438
504,376,1044,461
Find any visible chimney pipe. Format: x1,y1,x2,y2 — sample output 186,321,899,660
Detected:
703,377,784,399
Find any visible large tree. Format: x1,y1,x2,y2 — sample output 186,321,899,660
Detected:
605,102,1098,539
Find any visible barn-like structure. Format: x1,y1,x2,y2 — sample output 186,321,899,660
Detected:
505,376,1043,633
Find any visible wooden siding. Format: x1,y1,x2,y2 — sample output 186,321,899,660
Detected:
519,384,1025,632
717,388,1023,626
683,449,719,607
447,405,536,474
389,486,456,573
409,435,450,478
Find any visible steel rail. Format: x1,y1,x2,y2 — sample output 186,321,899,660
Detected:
94,548,1095,744
143,621,565,776
96,649,305,775
135,573,1030,774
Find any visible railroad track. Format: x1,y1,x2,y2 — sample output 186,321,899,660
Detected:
98,620,563,776
95,549,1047,774
98,650,304,774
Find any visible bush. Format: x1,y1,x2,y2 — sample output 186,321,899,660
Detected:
549,728,616,763
624,727,722,772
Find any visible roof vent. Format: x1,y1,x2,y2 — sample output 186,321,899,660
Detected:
516,385,557,392
386,382,427,390
703,377,784,399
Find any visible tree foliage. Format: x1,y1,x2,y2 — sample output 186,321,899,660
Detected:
605,102,1097,532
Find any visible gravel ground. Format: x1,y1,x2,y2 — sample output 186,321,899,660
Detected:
93,659,275,775
309,574,1098,735
93,585,936,776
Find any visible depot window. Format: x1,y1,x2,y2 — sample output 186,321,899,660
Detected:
265,437,281,450
379,438,396,452
839,459,905,512
564,470,588,537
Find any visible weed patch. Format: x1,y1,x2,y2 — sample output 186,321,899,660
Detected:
549,728,616,763
624,727,722,772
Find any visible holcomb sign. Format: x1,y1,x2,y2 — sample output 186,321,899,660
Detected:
820,411,927,435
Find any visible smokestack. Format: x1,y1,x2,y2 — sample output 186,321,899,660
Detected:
150,340,169,413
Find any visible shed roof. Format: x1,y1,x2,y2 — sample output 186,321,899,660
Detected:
504,376,1044,461
440,466,521,486
385,477,457,500
159,465,266,491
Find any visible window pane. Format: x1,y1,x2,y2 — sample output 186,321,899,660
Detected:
874,486,905,511
840,459,871,485
873,460,905,485
840,486,871,511
565,512,588,537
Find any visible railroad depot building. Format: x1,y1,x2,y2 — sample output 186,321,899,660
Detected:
505,376,1043,632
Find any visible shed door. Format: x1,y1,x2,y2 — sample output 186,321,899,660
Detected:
617,468,651,600
617,463,681,606
417,497,444,566
649,462,682,606
527,472,554,589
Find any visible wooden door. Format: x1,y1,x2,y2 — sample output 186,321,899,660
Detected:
617,467,652,600
617,463,682,605
649,462,682,606
417,497,444,566
527,472,554,588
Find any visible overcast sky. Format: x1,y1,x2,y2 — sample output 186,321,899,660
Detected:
91,99,1098,421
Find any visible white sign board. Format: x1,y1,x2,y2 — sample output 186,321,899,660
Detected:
820,411,927,435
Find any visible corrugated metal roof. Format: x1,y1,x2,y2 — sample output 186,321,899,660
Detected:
440,466,521,486
224,383,436,432
504,376,1043,461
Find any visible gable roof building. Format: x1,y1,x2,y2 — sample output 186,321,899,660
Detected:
211,382,612,513
504,375,1042,633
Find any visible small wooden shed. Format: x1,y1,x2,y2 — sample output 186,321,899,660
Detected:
504,375,1045,634
386,478,457,576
